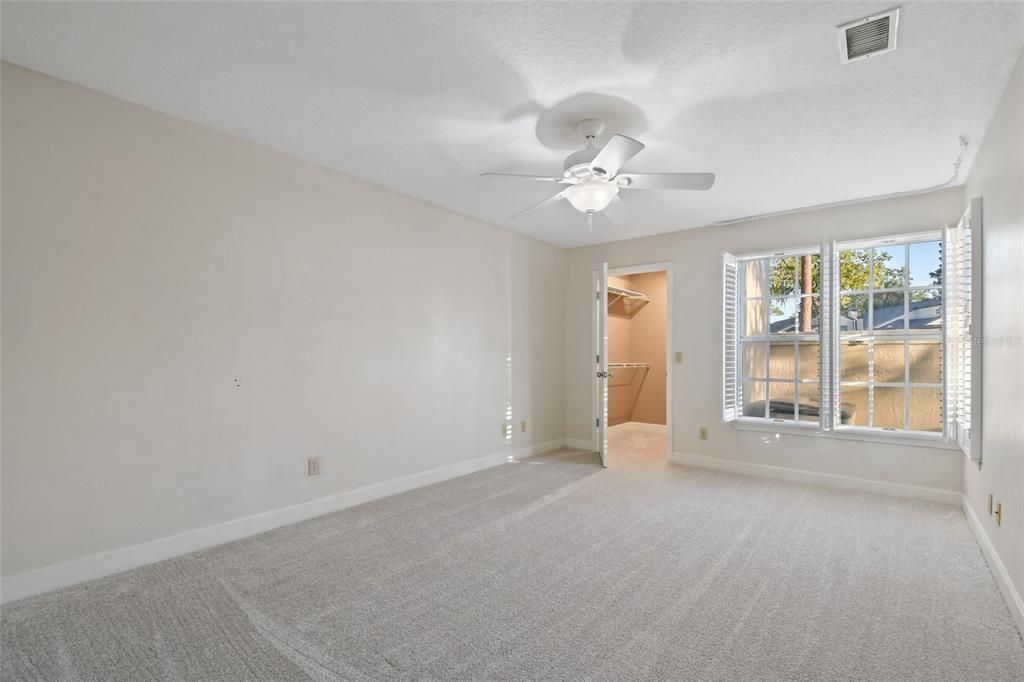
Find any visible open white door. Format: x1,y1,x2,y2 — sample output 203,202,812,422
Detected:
596,262,609,467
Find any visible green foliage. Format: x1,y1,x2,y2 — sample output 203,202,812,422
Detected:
766,249,904,323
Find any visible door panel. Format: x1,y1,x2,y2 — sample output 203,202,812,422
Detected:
598,263,609,467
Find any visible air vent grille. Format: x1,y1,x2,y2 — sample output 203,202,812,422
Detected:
838,8,899,63
846,17,890,59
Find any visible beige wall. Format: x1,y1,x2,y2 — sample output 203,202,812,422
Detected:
1,63,566,577
963,50,1024,624
606,272,667,426
565,187,966,492
624,272,666,425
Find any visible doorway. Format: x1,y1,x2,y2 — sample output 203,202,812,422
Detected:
593,263,672,465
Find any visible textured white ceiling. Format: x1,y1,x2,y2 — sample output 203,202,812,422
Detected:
3,2,1022,248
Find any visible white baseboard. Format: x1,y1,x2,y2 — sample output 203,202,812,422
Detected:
565,438,594,451
2,439,566,604
669,452,961,506
961,494,1024,637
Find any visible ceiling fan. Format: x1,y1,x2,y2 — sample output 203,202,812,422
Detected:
482,119,715,226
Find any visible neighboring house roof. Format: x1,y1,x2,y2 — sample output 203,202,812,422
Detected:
770,297,942,333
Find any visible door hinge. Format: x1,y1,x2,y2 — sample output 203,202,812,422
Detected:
596,418,600,427
596,291,600,301
596,354,600,364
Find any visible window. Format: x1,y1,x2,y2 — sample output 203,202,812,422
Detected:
721,200,982,459
736,250,821,423
836,237,943,433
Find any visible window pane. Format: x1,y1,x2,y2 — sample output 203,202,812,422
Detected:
839,249,872,291
797,383,820,422
840,385,868,426
909,387,942,432
839,294,868,332
840,340,869,382
873,340,906,383
798,341,820,381
742,341,768,380
873,292,905,330
769,257,796,295
743,260,768,298
768,381,797,420
745,299,767,336
908,340,941,384
769,297,797,334
742,380,767,418
874,386,905,429
909,241,942,287
908,288,942,330
793,296,819,333
768,341,796,380
873,246,906,288
796,254,820,295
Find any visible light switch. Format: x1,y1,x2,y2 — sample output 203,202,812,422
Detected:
675,351,683,364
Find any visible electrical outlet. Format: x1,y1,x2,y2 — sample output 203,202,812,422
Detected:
675,351,684,364
520,420,527,433
307,457,320,477
699,427,708,441
995,502,1003,526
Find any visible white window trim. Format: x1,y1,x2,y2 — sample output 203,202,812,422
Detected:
733,418,962,450
723,218,978,453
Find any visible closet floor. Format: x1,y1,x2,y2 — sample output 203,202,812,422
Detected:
608,421,668,463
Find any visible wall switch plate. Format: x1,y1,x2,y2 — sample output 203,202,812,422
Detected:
699,427,708,441
988,494,994,514
995,502,1002,526
520,420,527,433
675,351,684,364
307,457,321,477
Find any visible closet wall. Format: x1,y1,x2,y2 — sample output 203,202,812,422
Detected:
628,272,667,425
606,272,667,426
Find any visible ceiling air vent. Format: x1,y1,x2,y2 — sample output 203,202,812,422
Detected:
838,8,899,63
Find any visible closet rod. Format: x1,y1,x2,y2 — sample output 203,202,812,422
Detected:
607,285,648,301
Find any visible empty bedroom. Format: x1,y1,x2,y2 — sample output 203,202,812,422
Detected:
2,2,1023,680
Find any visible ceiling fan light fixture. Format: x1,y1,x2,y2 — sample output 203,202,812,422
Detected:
565,179,618,214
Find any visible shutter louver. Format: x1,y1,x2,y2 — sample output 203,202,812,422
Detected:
946,200,982,461
819,242,838,430
722,252,739,422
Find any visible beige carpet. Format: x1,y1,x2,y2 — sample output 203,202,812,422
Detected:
3,448,1022,680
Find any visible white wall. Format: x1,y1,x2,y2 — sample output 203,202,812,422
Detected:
962,50,1024,624
0,63,565,578
565,188,966,493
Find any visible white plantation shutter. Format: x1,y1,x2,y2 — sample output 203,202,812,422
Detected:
945,199,982,460
820,242,839,430
722,252,739,422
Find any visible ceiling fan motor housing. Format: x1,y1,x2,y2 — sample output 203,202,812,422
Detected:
563,147,600,177
564,118,607,178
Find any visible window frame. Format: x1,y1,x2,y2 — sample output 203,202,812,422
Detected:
834,233,945,436
735,245,823,427
725,228,962,447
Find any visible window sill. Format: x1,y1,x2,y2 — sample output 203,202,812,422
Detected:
732,419,962,450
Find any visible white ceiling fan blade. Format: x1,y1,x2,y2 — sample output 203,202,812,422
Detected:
510,189,568,218
589,134,645,178
481,172,570,184
617,172,716,190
